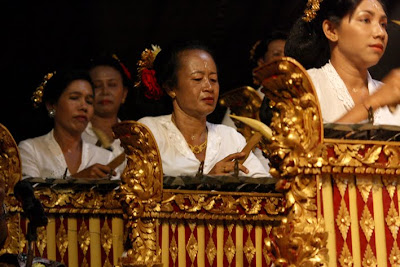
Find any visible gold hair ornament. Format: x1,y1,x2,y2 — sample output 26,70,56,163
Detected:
302,0,323,22
393,20,400,26
32,71,56,108
134,44,161,88
135,44,164,100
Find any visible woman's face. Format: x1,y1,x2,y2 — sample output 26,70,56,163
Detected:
259,39,286,65
52,80,94,135
332,0,388,68
171,49,219,118
90,65,128,118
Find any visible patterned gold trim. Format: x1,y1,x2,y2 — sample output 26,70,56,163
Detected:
37,187,122,214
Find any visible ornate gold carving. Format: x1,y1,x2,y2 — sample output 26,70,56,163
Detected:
36,226,47,257
385,201,400,239
336,176,349,197
336,200,351,240
186,223,198,264
362,244,377,267
324,142,400,175
206,223,216,265
253,58,325,177
113,121,163,266
265,217,328,266
254,58,328,266
339,243,353,267
262,239,272,266
382,176,397,198
101,219,113,256
390,242,400,266
0,123,21,195
160,190,285,221
357,176,373,203
0,124,22,253
360,206,374,242
169,223,178,265
36,187,122,214
224,226,235,265
56,217,68,260
78,221,90,256
1,213,25,254
244,224,256,264
113,121,163,211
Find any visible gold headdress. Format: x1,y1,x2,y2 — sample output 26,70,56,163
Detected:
393,20,400,26
32,71,56,108
134,44,163,100
302,0,323,22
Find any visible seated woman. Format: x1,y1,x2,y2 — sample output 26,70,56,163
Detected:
285,0,400,125
137,42,269,177
82,54,130,157
19,69,117,179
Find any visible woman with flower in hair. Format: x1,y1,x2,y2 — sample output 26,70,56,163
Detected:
19,69,117,179
285,0,400,124
137,42,269,177
82,54,130,158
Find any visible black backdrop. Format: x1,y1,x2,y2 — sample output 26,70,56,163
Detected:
3,0,400,143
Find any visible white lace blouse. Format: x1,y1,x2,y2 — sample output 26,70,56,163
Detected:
138,115,270,177
307,61,400,125
19,130,114,178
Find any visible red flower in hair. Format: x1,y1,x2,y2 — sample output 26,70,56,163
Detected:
142,69,163,100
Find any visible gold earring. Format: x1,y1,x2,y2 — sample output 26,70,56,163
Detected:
170,92,176,99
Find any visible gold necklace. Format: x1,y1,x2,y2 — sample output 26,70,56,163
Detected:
188,138,208,154
171,113,208,153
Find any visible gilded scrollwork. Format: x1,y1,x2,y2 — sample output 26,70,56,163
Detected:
113,121,162,218
0,124,22,255
253,58,325,177
35,187,122,214
113,121,163,266
323,142,400,174
254,58,329,266
0,213,25,254
160,190,286,220
264,217,328,266
0,123,21,195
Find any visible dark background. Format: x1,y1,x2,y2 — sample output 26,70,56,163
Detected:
3,0,400,143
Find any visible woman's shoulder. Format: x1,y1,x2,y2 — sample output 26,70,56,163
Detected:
138,114,171,125
19,131,52,148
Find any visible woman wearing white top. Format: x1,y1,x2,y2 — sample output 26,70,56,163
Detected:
285,0,400,124
137,42,269,177
20,69,116,179
82,54,130,157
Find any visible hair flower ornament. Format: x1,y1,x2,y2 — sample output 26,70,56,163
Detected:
32,71,56,108
135,44,163,100
302,0,323,22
